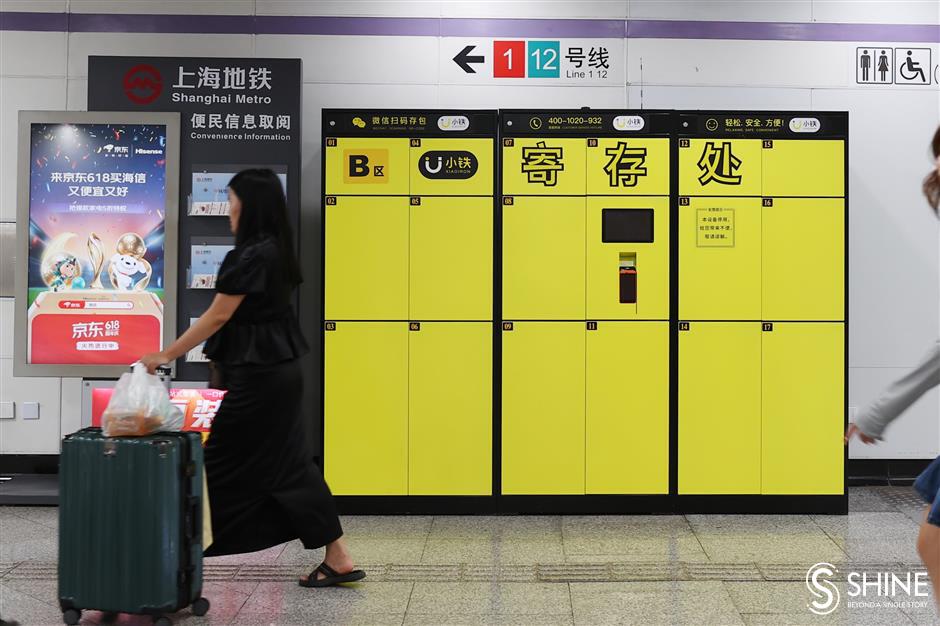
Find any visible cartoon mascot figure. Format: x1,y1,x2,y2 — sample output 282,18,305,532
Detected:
108,233,152,291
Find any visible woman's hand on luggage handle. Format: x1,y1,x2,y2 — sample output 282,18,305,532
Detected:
845,423,877,445
139,351,170,374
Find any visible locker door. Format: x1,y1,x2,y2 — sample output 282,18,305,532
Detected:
586,322,669,494
586,137,670,197
410,138,494,197
410,196,493,321
587,197,670,320
409,322,492,495
679,322,761,494
679,197,762,320
502,137,586,196
324,137,410,196
762,199,844,321
324,322,408,495
678,139,762,197
762,323,844,495
762,140,845,198
325,196,409,320
502,322,585,495
503,197,585,320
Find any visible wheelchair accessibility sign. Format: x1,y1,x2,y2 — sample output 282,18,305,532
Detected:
856,46,932,85
895,48,930,85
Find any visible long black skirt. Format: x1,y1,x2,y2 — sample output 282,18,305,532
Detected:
203,358,343,556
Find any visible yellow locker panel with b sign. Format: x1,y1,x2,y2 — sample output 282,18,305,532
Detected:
587,197,669,320
586,321,669,494
325,322,409,495
761,322,844,495
679,197,762,320
762,139,845,198
409,322,492,496
410,196,492,320
586,137,670,196
502,137,586,196
679,138,762,197
502,322,585,495
409,138,494,196
324,195,409,320
503,196,586,320
325,137,410,196
762,198,845,321
679,322,762,494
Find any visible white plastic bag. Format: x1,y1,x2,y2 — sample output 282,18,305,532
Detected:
101,363,184,437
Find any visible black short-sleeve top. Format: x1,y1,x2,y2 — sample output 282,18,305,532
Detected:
203,236,309,365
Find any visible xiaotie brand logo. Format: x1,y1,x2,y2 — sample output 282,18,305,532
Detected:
418,151,478,179
122,64,163,105
343,149,389,184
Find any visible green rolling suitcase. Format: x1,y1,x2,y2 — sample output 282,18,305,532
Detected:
58,428,209,625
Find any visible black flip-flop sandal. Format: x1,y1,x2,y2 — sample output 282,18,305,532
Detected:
298,562,366,588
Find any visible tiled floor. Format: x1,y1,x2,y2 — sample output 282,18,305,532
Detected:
1,487,938,625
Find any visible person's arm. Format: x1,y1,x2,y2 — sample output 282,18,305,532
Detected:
847,340,940,442
139,293,245,372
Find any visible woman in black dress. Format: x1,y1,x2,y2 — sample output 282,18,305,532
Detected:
141,168,364,587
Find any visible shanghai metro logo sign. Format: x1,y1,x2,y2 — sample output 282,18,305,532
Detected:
123,64,163,104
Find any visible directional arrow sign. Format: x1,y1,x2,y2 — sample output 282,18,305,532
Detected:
453,45,484,74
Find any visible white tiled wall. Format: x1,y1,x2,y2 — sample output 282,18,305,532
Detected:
0,1,938,458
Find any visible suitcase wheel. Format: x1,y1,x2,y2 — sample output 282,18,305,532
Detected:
192,597,210,617
62,609,81,625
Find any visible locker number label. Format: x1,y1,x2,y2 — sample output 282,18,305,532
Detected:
587,321,598,330
325,322,337,331
762,322,774,332
326,137,337,147
326,196,337,205
679,322,690,331
410,322,421,331
502,322,514,331
762,198,774,207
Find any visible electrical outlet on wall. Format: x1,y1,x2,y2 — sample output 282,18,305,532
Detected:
20,402,39,420
0,402,13,420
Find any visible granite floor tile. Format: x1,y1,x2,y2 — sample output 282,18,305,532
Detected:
563,531,708,562
342,516,433,540
404,614,574,625
0,582,65,625
569,581,743,625
812,512,922,562
3,506,58,530
692,534,848,564
407,582,572,615
429,517,562,541
421,538,566,565
204,543,286,566
236,581,412,617
0,515,58,563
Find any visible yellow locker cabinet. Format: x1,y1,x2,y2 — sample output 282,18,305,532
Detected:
325,322,409,495
679,321,844,495
325,137,411,196
502,137,586,196
679,139,762,197
762,322,844,495
326,322,493,496
410,196,492,320
503,197,585,320
586,322,669,494
587,197,669,320
409,323,492,495
679,322,762,494
325,196,409,320
679,198,762,320
586,137,670,196
410,138,494,196
680,198,844,321
502,322,585,495
762,140,845,198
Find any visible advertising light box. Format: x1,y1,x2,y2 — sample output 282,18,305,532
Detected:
15,111,180,378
